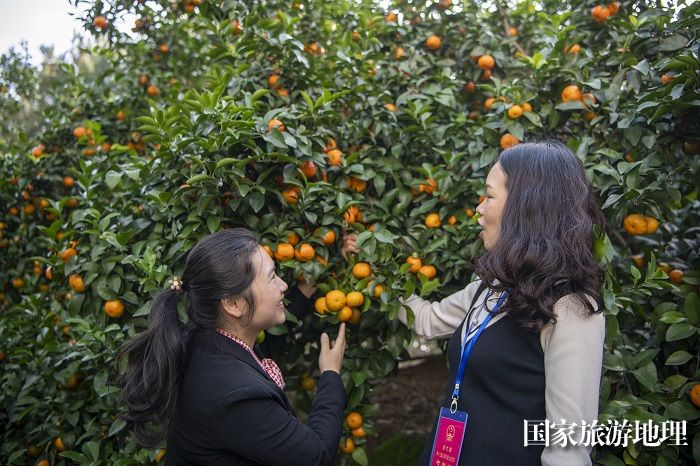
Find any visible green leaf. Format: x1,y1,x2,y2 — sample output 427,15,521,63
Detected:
351,446,368,466
665,351,693,366
186,173,212,184
105,171,123,190
659,311,686,324
631,362,657,391
666,322,696,342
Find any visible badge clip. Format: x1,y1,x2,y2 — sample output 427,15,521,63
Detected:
450,396,459,414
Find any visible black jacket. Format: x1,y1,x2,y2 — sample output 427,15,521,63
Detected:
165,329,347,466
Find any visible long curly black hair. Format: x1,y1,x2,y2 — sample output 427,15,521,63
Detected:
473,140,605,332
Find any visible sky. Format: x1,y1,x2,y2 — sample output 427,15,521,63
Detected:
0,0,82,63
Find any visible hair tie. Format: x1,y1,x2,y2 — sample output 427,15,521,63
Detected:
169,276,184,293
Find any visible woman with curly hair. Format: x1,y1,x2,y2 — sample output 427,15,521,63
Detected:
403,141,606,465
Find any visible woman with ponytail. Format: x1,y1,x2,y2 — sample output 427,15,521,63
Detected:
118,228,346,465
401,141,607,466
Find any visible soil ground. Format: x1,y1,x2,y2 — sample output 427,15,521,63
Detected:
364,355,449,462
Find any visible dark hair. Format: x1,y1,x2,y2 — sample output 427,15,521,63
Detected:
473,141,605,331
117,228,260,447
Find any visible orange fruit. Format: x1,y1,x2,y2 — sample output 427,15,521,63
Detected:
348,177,367,193
644,216,659,234
104,299,125,318
591,5,611,22
268,74,281,87
346,412,363,429
507,26,517,36
69,274,86,293
418,264,437,280
608,2,620,15
500,133,520,149
340,438,355,454
54,437,65,451
159,44,169,54
582,93,597,107
348,308,361,325
73,126,87,138
394,46,405,59
24,204,36,215
32,144,45,157
464,81,476,93
406,255,423,273
274,243,295,261
59,247,78,263
660,74,673,85
385,12,398,22
36,460,50,466
419,178,438,194
583,112,597,122
155,448,166,463
282,187,300,205
566,44,581,54
346,291,365,308
63,176,75,187
93,15,108,29
263,245,274,257
301,161,317,178
12,278,25,289
294,243,315,262
657,262,672,273
669,269,684,285
27,444,40,457
338,306,353,322
352,426,367,438
447,215,457,226
372,283,384,298
561,85,583,102
689,384,700,408
425,213,441,228
325,149,343,166
352,262,372,279
324,137,338,152
267,118,285,132
477,54,495,70
344,205,362,224
146,85,160,96
301,376,316,391
426,35,442,50
521,102,533,113
632,254,645,268
325,290,346,312
507,105,523,119
322,230,336,245
45,266,53,281
230,19,243,34
314,297,329,314
384,103,397,112
287,231,300,246
481,69,492,81
622,214,646,235
138,74,149,86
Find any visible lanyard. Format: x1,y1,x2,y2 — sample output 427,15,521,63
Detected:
450,290,509,413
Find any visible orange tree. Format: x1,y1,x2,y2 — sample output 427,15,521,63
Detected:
0,0,698,464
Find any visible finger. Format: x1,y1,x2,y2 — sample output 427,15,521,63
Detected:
320,332,329,352
335,323,346,348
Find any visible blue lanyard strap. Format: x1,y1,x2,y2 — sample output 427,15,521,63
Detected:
450,289,509,413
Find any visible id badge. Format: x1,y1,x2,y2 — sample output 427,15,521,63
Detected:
429,407,468,466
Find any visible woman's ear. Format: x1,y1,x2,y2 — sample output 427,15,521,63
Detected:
220,296,246,318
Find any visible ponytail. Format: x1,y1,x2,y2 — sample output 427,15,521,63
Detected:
117,289,185,448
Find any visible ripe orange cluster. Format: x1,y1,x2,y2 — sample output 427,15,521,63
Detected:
591,2,620,22
405,255,438,280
